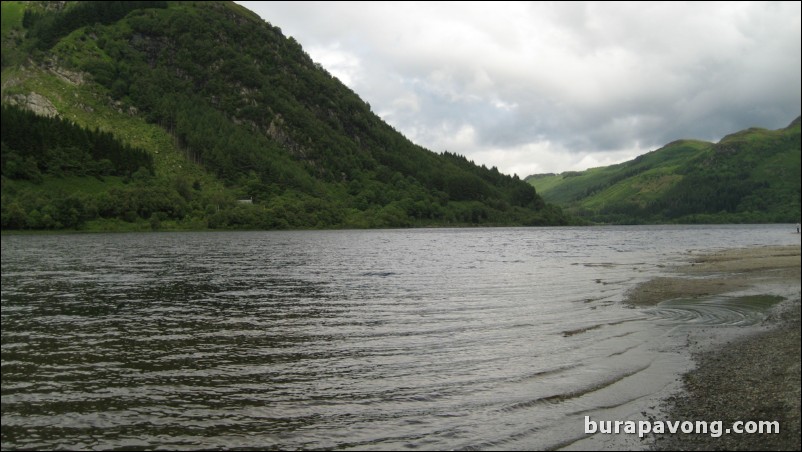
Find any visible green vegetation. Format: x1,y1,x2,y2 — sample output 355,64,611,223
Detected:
2,105,153,179
527,119,801,224
1,1,26,68
2,1,570,232
1,2,25,37
24,1,168,50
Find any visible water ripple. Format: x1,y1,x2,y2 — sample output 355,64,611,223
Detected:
647,294,784,326
2,226,797,450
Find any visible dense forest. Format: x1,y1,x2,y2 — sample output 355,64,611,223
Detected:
2,104,182,229
1,1,570,231
527,118,801,224
2,104,153,180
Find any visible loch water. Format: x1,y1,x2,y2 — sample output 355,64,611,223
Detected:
2,225,799,450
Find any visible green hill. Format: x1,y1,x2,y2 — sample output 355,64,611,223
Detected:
1,1,570,231
527,119,801,224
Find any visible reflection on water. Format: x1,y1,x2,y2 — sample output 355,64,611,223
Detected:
1,225,797,450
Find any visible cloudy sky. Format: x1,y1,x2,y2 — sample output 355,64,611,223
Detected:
237,1,801,177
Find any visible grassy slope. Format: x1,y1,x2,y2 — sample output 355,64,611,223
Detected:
529,140,708,207
1,1,25,36
2,58,233,198
527,122,800,223
2,2,277,230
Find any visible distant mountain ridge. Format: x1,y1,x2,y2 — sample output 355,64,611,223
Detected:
526,118,801,224
1,0,570,231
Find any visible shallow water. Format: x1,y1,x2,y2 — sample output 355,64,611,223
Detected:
1,225,799,450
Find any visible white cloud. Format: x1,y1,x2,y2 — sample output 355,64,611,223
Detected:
305,43,362,87
237,1,802,175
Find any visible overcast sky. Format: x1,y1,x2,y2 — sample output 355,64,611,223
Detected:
237,1,801,177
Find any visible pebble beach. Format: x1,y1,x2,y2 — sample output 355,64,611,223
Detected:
627,244,801,451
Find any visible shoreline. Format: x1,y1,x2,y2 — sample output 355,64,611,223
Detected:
651,301,800,451
625,245,800,307
627,244,801,451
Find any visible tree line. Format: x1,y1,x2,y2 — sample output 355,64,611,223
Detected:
1,104,153,180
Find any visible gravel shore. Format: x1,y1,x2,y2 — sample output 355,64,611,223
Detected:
651,301,800,451
627,245,801,451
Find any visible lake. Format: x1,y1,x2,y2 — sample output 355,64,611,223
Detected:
1,225,799,450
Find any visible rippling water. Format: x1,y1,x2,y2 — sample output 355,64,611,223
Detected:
2,225,799,450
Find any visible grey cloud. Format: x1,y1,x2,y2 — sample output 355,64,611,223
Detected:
238,1,801,173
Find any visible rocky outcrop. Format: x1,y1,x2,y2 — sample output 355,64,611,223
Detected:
48,66,85,86
4,92,59,117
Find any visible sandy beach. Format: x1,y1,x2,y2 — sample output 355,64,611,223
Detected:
626,244,801,451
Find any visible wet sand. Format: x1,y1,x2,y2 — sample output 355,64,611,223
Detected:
625,245,800,307
627,244,801,451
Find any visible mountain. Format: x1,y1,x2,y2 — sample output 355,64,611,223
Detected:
1,1,571,231
527,118,801,224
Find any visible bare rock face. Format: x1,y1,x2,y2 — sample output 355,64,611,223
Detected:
49,66,85,86
4,92,59,117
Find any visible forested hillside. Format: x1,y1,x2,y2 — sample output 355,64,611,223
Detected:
1,1,569,231
527,118,801,224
